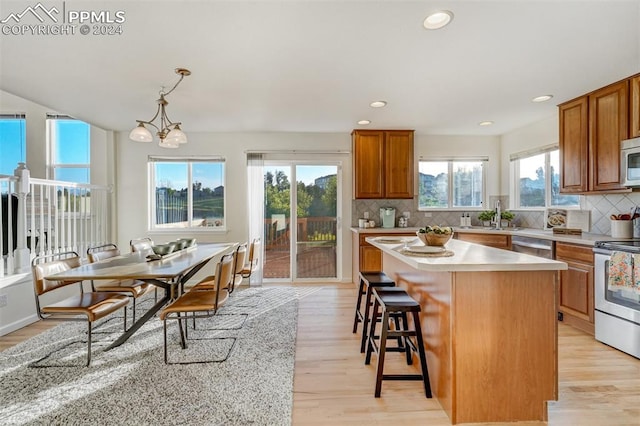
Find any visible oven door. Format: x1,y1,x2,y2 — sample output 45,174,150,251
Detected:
594,252,640,325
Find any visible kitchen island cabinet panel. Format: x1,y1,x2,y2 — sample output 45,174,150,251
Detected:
375,239,562,425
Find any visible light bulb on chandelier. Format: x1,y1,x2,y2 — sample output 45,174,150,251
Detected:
129,68,191,148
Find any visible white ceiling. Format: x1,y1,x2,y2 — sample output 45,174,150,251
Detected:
1,0,639,137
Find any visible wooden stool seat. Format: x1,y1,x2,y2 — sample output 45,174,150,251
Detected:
365,287,432,398
353,272,395,353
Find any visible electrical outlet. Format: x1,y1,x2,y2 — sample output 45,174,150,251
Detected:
403,211,410,219
424,212,432,218
363,211,369,219
0,294,7,308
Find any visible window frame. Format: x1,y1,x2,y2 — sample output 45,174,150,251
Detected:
511,147,581,210
417,157,488,210
148,156,227,233
0,113,26,176
46,115,91,183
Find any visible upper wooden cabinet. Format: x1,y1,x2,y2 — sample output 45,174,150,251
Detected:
631,74,640,138
352,130,414,199
559,97,589,192
559,79,630,193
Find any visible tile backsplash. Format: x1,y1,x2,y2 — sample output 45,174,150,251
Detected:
352,192,640,236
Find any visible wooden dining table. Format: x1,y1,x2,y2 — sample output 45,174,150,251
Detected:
44,242,237,350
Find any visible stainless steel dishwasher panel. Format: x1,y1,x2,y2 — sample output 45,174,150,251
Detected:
511,235,554,259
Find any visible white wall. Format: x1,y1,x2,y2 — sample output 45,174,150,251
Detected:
499,114,559,194
0,89,115,187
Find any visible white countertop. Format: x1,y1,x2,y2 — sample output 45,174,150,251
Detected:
366,236,568,272
352,226,622,246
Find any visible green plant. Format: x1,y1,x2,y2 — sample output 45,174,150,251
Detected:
477,210,495,221
500,211,515,221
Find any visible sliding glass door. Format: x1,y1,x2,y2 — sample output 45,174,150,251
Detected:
263,163,339,281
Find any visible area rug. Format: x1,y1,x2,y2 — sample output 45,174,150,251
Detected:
0,286,321,426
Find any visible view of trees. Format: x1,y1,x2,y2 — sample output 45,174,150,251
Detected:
519,166,578,207
264,171,337,218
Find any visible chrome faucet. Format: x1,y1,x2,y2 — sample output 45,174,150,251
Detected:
494,200,502,230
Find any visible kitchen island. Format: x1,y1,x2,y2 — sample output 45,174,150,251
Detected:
366,237,568,424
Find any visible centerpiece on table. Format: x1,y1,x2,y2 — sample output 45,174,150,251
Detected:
417,225,454,246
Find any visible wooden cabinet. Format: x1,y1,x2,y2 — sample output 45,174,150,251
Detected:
455,232,511,249
631,74,640,138
555,242,594,335
589,80,629,191
559,79,630,193
559,97,589,192
352,130,414,199
351,232,414,283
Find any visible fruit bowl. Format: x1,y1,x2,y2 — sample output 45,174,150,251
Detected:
416,226,454,246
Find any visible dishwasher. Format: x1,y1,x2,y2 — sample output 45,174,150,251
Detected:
510,235,554,259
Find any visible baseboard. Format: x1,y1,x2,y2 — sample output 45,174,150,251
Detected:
0,313,39,337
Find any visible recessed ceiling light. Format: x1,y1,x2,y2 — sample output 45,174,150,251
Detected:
357,120,371,125
370,101,387,108
479,121,494,126
532,95,553,103
423,10,454,30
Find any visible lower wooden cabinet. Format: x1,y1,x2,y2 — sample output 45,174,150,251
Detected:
352,232,414,283
455,232,511,249
555,242,594,335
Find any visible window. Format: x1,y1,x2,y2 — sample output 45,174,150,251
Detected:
512,147,580,208
47,115,91,183
0,114,26,175
149,157,225,230
418,159,486,209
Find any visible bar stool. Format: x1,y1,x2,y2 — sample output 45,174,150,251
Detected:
353,272,395,353
365,287,432,398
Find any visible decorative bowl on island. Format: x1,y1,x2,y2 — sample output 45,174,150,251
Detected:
417,226,454,246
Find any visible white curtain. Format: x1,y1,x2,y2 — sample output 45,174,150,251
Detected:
247,153,264,286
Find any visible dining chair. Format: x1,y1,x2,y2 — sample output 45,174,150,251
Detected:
130,237,154,254
240,238,260,280
31,251,129,366
160,253,235,364
191,243,247,293
87,243,155,329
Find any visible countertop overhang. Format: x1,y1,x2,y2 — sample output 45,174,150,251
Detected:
366,236,568,272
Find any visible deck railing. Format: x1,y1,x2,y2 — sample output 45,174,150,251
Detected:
1,164,111,278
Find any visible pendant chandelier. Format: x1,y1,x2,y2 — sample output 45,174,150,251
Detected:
129,68,191,148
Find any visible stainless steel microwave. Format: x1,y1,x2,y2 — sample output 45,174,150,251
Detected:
621,137,640,187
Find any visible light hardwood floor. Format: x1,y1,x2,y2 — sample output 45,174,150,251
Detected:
2,282,639,425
